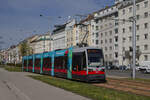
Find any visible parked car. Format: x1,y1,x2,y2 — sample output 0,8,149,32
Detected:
105,65,119,70
119,65,127,70
138,61,150,73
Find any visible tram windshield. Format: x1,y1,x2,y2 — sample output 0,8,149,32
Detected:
87,49,104,67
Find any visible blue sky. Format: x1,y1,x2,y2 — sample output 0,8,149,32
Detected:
0,0,114,49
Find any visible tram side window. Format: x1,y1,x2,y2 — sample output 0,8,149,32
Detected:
72,52,86,71
63,56,68,69
35,58,41,67
43,57,51,68
54,56,67,69
28,59,33,67
24,60,27,67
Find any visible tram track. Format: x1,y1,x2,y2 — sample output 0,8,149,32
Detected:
93,78,150,97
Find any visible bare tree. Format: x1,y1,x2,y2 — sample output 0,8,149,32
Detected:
19,41,32,56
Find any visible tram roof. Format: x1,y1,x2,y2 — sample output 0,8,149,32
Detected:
72,46,101,52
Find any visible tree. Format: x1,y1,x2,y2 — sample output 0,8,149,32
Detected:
19,41,32,56
125,49,141,65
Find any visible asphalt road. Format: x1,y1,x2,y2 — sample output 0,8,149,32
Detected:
106,69,150,79
0,68,90,100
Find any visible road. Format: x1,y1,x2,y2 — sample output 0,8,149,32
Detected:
106,69,150,79
0,68,90,100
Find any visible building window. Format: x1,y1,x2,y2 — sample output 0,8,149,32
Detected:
105,32,107,36
144,12,148,18
109,38,112,43
144,34,148,39
115,52,118,58
109,46,112,50
105,47,107,51
95,19,99,24
105,39,107,43
115,28,118,34
129,36,132,41
144,44,148,50
96,32,99,37
144,23,148,29
101,33,103,37
136,46,140,50
144,55,148,61
123,38,126,43
123,9,125,15
136,35,139,41
115,44,118,50
129,7,132,13
129,26,132,32
115,36,118,42
115,22,119,26
136,25,139,30
96,40,99,45
101,40,103,44
136,4,140,10
109,54,112,59
105,54,108,59
123,47,125,51
136,15,140,20
92,25,94,30
144,1,148,8
123,28,125,33
96,26,99,30
109,23,112,26
92,39,94,43
109,31,112,35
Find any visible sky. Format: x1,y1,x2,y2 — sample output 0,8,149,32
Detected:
0,0,114,49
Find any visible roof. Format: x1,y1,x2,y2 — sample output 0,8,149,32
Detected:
72,46,101,53
52,24,66,34
79,14,94,24
119,0,144,9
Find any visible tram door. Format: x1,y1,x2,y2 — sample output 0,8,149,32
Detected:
67,48,72,79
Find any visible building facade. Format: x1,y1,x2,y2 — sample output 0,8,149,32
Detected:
31,33,51,54
91,4,120,65
52,24,66,50
118,0,150,65
65,19,76,48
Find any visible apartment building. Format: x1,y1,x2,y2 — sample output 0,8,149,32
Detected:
52,24,66,50
73,23,80,46
30,33,51,54
118,0,150,65
91,4,120,65
65,19,76,48
78,15,93,46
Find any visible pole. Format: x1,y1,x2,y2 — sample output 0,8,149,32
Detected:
132,0,136,79
43,35,45,52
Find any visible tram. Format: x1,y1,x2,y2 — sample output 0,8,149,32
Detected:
22,47,106,82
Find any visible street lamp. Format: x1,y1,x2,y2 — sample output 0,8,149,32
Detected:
132,0,136,79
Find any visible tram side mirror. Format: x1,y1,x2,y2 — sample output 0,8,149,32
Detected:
65,50,68,56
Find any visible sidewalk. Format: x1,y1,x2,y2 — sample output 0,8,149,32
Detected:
0,68,90,100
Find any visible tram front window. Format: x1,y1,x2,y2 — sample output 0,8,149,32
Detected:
87,49,104,67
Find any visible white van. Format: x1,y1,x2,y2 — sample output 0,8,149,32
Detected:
139,61,150,73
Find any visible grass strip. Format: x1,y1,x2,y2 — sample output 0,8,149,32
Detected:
127,78,150,83
29,75,150,100
5,66,22,72
108,77,150,84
